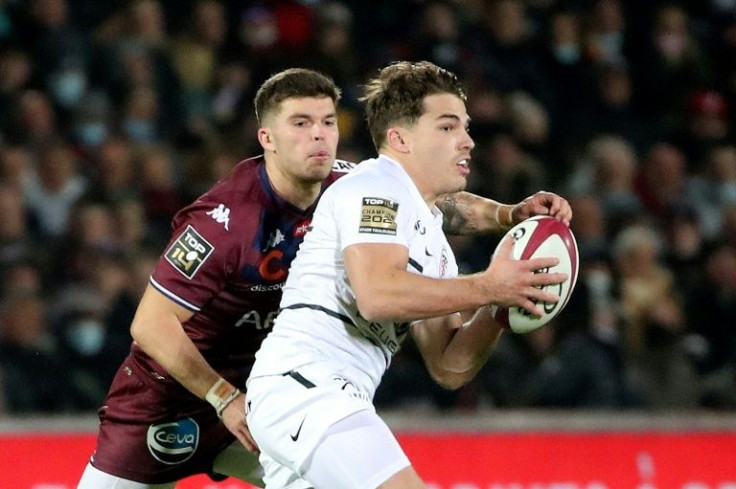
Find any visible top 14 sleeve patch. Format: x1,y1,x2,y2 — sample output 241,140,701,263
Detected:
359,197,398,235
164,225,215,279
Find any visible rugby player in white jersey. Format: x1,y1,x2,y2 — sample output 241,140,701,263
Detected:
246,61,572,488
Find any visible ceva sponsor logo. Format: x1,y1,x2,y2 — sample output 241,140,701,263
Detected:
146,417,199,465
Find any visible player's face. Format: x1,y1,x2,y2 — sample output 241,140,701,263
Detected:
267,97,339,183
407,93,474,197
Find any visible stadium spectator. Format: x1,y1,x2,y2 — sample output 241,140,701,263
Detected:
612,223,698,408
0,289,87,412
684,241,736,408
23,139,88,238
632,5,714,132
634,142,689,223
169,0,229,124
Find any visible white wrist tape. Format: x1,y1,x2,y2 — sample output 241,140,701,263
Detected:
205,378,241,419
495,205,513,228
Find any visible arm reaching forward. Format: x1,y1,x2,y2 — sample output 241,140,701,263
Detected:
130,285,258,453
437,191,572,235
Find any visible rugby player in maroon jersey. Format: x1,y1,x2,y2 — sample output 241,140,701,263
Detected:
77,68,571,488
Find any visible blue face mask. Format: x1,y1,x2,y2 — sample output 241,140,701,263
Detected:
67,319,105,356
553,44,581,65
123,118,156,142
50,70,87,108
76,122,108,148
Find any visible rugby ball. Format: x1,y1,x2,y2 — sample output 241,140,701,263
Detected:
490,215,579,334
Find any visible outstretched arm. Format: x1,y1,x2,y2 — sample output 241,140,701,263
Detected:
437,191,572,235
131,285,258,453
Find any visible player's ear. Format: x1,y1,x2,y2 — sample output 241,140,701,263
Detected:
386,127,409,153
258,128,275,151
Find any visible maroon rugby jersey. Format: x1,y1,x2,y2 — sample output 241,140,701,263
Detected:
132,156,354,391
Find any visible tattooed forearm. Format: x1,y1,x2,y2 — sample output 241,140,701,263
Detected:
437,192,506,235
437,193,475,235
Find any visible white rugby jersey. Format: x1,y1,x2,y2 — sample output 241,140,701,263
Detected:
248,155,459,398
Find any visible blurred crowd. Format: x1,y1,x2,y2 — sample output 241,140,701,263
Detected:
0,0,734,415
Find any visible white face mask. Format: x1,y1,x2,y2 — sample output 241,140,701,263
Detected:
50,69,87,108
67,319,105,356
75,122,108,148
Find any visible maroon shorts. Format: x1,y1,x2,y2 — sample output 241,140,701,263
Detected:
89,356,236,484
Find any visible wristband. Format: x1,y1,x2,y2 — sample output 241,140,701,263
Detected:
494,205,513,228
205,378,241,419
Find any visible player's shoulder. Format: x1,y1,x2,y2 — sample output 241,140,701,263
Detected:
333,158,397,188
172,158,265,240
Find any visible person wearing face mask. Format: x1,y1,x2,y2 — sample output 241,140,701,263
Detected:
632,4,714,130
72,91,112,151
49,62,87,109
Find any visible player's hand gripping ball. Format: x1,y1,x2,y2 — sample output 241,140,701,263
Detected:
490,216,579,334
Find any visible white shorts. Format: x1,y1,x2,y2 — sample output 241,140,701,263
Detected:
246,362,410,488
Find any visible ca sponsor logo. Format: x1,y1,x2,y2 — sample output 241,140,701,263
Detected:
146,417,199,465
206,203,231,230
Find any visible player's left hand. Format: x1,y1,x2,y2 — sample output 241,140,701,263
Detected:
222,392,259,454
511,191,572,225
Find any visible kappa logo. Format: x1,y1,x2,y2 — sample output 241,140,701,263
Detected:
164,225,215,279
206,204,231,230
263,228,285,251
147,418,199,465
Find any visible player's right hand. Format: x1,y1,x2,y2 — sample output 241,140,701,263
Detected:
482,236,566,317
222,392,259,454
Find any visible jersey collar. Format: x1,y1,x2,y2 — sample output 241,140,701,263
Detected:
376,154,443,221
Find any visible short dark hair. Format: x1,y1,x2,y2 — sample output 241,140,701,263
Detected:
360,61,467,150
254,68,341,124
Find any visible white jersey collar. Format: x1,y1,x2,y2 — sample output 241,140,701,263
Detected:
376,154,443,220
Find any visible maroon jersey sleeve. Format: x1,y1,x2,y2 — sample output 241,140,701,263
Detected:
151,198,247,312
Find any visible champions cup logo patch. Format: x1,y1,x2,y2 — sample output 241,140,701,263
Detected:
146,418,199,465
359,197,398,235
165,225,214,279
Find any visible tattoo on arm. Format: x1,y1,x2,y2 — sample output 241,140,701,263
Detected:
437,194,474,235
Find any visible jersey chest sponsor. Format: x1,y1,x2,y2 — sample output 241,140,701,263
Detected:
243,220,309,284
